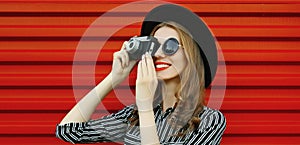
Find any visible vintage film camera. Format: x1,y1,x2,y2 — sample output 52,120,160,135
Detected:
125,36,160,60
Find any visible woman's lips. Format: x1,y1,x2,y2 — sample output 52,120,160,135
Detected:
155,62,171,71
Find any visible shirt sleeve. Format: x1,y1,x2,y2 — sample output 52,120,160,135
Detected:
185,109,226,145
55,105,134,144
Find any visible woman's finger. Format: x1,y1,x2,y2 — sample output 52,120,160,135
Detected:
145,52,155,78
121,41,130,67
123,49,129,67
121,41,128,50
121,52,128,68
114,56,122,67
113,52,121,63
137,59,143,79
141,54,148,77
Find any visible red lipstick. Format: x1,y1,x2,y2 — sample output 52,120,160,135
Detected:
155,61,171,71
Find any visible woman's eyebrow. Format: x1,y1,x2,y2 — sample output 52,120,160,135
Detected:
155,36,178,40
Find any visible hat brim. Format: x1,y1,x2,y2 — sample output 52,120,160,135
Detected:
140,4,218,88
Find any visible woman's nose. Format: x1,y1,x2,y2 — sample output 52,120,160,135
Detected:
154,46,166,58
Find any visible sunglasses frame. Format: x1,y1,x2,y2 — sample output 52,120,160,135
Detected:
156,37,182,56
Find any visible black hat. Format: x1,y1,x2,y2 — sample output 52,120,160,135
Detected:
140,4,218,88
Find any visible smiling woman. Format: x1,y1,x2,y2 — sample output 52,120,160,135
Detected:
0,0,299,145
56,4,226,145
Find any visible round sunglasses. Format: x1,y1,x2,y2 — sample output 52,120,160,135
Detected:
156,37,182,56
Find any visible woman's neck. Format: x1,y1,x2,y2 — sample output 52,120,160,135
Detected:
161,76,180,112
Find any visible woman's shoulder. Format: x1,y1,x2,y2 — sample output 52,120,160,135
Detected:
200,106,225,117
197,106,226,131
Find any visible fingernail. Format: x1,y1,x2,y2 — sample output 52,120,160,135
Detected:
142,54,145,59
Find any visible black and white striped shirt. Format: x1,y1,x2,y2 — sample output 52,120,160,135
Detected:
56,105,226,144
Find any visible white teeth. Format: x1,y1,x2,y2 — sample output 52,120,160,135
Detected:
156,64,170,68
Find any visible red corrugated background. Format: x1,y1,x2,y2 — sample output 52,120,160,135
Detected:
0,0,300,144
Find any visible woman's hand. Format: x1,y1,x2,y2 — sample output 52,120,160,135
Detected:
111,41,137,87
136,52,158,111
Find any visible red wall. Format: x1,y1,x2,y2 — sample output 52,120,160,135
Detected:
0,0,300,144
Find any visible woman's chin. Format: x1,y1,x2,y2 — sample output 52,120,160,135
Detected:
156,74,179,81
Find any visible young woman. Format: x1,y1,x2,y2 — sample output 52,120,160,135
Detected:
56,4,226,145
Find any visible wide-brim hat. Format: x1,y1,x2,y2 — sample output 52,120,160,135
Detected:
140,4,218,88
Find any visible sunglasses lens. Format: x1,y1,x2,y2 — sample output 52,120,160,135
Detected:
162,38,180,55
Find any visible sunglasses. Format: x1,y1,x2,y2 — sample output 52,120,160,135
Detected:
156,37,182,56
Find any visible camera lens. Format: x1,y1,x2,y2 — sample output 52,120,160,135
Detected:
128,41,134,49
126,40,135,53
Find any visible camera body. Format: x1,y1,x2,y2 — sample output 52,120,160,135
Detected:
125,36,160,60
